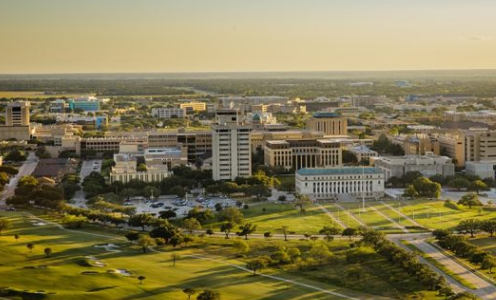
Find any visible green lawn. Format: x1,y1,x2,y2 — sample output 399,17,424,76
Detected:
391,199,496,230
332,202,403,234
469,236,496,255
0,211,383,300
205,203,335,235
321,204,362,228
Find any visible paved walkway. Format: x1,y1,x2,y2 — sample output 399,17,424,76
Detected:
333,202,366,227
367,204,409,233
381,201,423,228
0,152,38,207
316,203,347,229
408,239,496,300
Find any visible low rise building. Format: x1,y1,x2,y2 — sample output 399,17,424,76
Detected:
179,101,206,112
264,139,342,171
295,167,385,200
371,153,455,181
110,153,171,183
306,112,347,136
68,96,100,112
151,107,187,119
347,145,378,163
465,161,496,179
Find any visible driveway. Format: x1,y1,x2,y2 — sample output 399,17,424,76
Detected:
0,152,38,208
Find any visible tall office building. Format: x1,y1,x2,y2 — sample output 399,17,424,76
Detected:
306,112,347,136
6,101,30,126
212,109,252,181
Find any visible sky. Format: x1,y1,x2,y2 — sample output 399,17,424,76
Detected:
1,0,496,74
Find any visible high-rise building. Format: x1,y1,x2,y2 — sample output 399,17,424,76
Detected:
306,112,347,136
6,101,30,126
211,109,252,181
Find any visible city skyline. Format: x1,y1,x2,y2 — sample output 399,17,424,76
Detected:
2,0,496,74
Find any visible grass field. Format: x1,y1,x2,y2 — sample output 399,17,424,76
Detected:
469,237,496,254
391,199,496,230
0,211,386,300
205,203,335,234
0,91,90,99
0,211,445,300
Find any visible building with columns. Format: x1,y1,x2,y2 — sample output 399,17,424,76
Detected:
264,139,342,171
295,167,385,200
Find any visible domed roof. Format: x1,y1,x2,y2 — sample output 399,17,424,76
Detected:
252,113,261,121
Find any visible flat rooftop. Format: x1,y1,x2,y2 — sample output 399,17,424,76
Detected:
297,167,383,176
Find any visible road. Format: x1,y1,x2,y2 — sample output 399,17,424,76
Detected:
407,239,496,300
0,152,38,208
71,159,101,209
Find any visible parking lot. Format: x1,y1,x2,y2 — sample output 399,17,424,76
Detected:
128,195,237,217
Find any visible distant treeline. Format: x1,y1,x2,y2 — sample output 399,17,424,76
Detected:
1,76,496,98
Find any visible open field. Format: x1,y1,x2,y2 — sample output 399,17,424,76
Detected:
469,237,496,255
205,203,335,234
0,211,445,300
391,199,496,230
0,91,90,99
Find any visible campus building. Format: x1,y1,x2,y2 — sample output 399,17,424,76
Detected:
151,107,187,119
295,167,385,200
179,101,206,112
211,109,252,181
109,153,171,183
306,112,347,136
68,96,100,112
263,139,342,171
371,153,455,181
6,101,30,126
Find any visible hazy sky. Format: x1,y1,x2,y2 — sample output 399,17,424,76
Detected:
1,0,496,73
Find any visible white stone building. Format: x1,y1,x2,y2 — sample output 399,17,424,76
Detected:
110,154,171,183
151,108,187,119
295,167,385,200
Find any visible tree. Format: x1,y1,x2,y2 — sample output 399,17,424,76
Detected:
138,234,156,253
125,231,140,245
196,290,221,300
128,213,155,231
448,178,471,191
62,215,87,229
277,195,286,203
217,207,244,224
402,171,423,185
44,247,52,258
281,225,289,241
319,226,341,242
432,229,451,240
220,222,234,239
232,240,250,254
263,231,272,238
458,193,483,209
183,288,196,299
342,227,358,241
246,256,270,275
138,275,146,284
27,243,35,253
237,223,257,240
347,265,364,280
143,186,161,198
294,193,311,213
214,203,223,212
5,150,27,162
482,255,496,273
481,220,496,237
14,234,19,241
0,218,12,235
120,188,139,201
171,253,181,266
159,210,177,220
387,176,403,188
309,243,334,265
468,180,489,195
412,177,441,199
182,218,202,235
403,185,419,199
456,219,481,238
